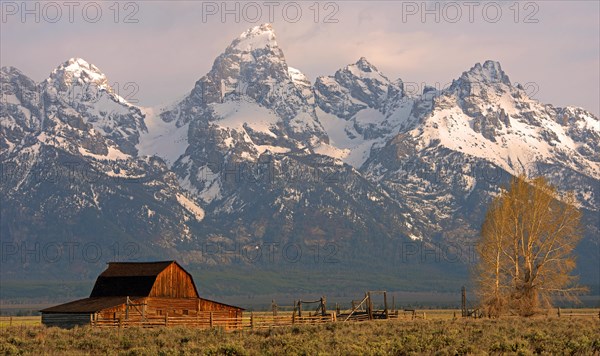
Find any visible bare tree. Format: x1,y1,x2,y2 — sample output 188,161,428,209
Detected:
476,175,586,317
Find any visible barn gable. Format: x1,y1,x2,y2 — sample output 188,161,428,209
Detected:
89,261,199,298
149,261,199,298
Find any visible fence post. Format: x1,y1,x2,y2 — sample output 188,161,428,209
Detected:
557,307,561,318
210,312,214,328
383,292,388,319
250,312,254,329
367,292,373,320
165,312,168,327
461,286,467,317
272,299,277,317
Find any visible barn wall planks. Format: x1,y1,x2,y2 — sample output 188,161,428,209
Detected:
150,263,198,298
42,313,92,328
145,297,198,316
198,299,241,318
95,297,243,320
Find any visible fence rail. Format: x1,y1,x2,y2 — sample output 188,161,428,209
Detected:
556,308,600,319
91,313,337,329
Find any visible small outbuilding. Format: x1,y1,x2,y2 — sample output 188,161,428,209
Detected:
41,261,243,328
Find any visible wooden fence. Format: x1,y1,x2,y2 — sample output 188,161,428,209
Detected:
82,307,600,329
556,308,600,319
91,311,336,329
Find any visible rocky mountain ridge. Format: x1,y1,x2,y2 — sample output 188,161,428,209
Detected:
1,24,598,293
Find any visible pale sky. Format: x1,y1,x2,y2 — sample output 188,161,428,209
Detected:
1,1,598,115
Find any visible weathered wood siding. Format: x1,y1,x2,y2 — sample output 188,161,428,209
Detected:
100,297,242,319
149,263,198,298
198,299,241,318
144,297,199,316
93,297,242,329
42,313,91,328
96,298,146,319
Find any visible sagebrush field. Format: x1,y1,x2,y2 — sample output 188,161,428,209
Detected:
1,317,599,355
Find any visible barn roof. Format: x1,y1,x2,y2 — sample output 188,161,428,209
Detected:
200,297,245,311
41,260,243,314
89,261,199,298
40,297,132,313
98,261,174,277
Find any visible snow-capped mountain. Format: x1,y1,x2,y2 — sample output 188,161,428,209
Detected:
364,60,599,213
1,24,598,290
314,57,412,167
144,23,331,205
1,59,212,279
41,58,146,156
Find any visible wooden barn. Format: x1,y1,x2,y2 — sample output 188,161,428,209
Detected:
40,261,243,328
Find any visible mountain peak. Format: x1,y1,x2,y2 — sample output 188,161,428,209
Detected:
48,57,109,89
460,60,510,85
354,57,376,71
198,23,290,107
240,23,274,38
288,66,310,85
231,23,278,52
341,57,389,83
1,65,22,75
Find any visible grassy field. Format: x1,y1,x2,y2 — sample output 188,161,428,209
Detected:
2,308,595,326
1,315,599,355
0,317,40,327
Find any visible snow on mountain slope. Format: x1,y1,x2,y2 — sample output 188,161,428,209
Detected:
2,59,139,167
315,107,371,166
77,140,130,161
212,99,280,138
157,24,326,155
150,24,332,206
361,60,599,219
288,66,314,104
313,58,413,167
46,58,110,92
412,61,600,181
232,22,278,51
0,66,43,157
315,57,401,119
1,58,214,251
176,193,205,221
42,58,146,156
137,107,189,167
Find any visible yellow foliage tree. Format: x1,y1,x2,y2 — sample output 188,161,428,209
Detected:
476,175,586,317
